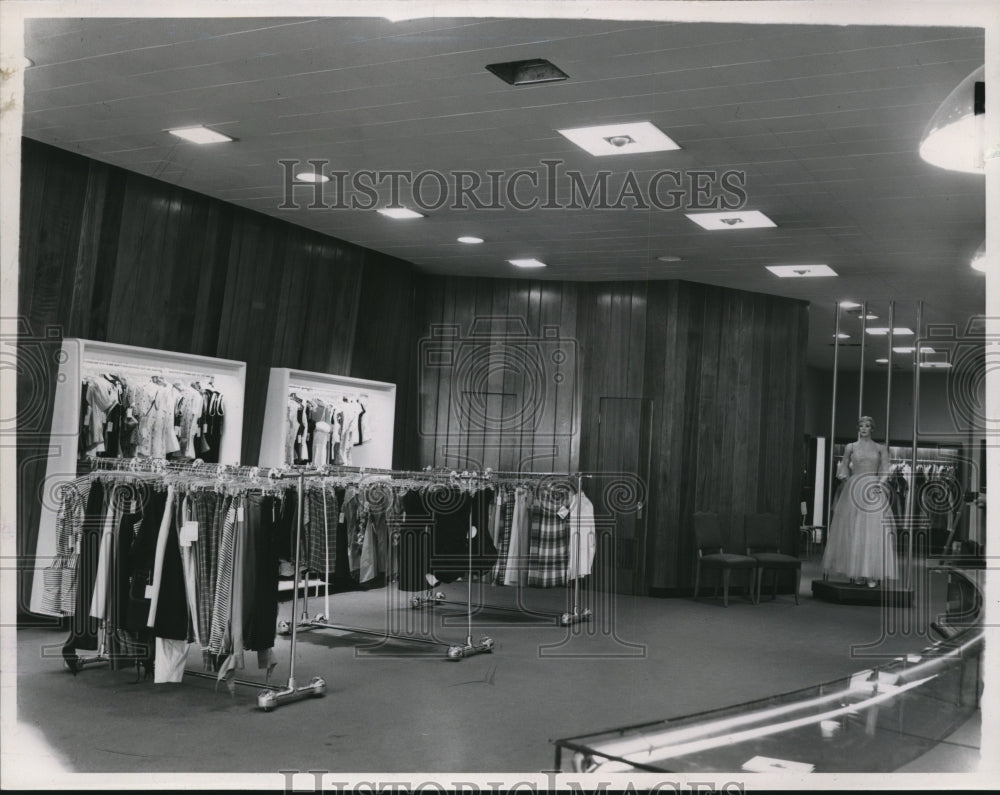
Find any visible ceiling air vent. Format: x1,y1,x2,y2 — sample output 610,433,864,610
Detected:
486,59,568,86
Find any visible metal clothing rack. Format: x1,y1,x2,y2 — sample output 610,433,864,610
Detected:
412,470,595,627
75,457,326,711
278,465,493,660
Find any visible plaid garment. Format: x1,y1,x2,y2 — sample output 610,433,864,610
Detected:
527,491,570,588
490,487,516,585
305,484,338,577
191,491,222,654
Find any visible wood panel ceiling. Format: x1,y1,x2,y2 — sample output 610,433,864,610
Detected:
20,16,986,368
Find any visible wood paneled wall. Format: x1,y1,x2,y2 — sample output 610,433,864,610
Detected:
17,139,807,608
410,276,809,591
15,139,415,611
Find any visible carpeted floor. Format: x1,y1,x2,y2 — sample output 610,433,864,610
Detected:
7,557,982,782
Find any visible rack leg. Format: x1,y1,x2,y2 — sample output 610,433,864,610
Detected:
560,577,593,626
262,474,324,710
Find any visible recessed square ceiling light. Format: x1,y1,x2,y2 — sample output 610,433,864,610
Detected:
866,327,914,336
893,347,916,354
839,301,862,309
457,236,484,244
833,333,851,339
377,207,424,219
686,210,776,230
766,265,838,278
168,125,233,144
486,58,568,86
509,258,547,269
557,121,680,156
920,351,952,368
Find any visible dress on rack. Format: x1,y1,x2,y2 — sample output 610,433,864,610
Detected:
821,443,899,582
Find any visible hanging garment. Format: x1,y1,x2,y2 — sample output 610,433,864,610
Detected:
397,489,433,592
40,477,90,617
124,486,168,635
490,487,515,585
567,489,597,580
527,490,570,588
112,495,152,671
61,480,106,658
203,389,225,464
503,488,532,587
242,494,279,654
89,486,120,621
208,498,238,656
191,490,223,652
305,484,338,578
312,402,332,466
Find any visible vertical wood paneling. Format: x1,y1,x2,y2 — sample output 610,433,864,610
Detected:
19,139,810,607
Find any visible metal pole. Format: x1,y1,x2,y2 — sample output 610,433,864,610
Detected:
288,473,305,686
858,301,868,418
885,302,895,445
827,304,842,533
906,302,923,590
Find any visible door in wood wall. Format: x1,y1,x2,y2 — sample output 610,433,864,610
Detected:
595,397,653,596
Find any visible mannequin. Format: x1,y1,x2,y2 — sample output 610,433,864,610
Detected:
821,416,899,588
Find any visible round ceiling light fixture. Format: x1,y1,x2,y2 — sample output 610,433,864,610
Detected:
919,65,985,175
457,236,484,244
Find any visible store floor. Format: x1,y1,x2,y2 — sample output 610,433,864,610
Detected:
10,559,981,777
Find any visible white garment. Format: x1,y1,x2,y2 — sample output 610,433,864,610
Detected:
503,488,530,586
147,487,176,628
89,488,118,620
179,495,201,646
567,490,597,580
154,637,189,684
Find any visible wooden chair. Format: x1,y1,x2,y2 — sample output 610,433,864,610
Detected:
692,512,757,607
744,513,802,605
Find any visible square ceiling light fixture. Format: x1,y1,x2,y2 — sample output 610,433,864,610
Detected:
508,258,547,269
486,58,568,86
557,121,680,156
686,210,777,230
377,207,424,219
168,125,234,144
766,264,838,278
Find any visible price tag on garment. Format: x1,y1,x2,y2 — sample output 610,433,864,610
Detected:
237,503,245,522
180,521,199,547
126,407,134,420
557,505,570,520
202,423,208,434
338,512,345,524
106,421,114,433
174,425,181,436
144,584,155,600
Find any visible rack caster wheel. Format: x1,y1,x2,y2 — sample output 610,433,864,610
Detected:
276,619,292,635
307,676,327,696
314,614,326,623
446,636,494,659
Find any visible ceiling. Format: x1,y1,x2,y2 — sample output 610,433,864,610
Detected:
19,15,987,370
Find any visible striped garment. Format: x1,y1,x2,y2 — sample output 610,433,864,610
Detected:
527,491,570,588
39,478,90,617
208,497,238,655
490,487,515,585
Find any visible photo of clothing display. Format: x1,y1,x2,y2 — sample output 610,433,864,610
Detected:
821,442,899,583
283,394,371,467
79,372,226,463
52,472,278,685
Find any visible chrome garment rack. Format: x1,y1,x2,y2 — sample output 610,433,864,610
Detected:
409,469,595,627
278,465,494,660
73,457,326,711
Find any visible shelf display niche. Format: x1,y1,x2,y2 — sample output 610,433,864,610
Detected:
259,368,396,470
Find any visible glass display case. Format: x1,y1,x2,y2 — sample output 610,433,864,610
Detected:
552,563,983,774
